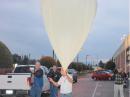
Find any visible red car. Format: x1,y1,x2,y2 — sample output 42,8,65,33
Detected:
91,70,113,80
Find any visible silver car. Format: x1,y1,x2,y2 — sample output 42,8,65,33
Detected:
68,69,78,82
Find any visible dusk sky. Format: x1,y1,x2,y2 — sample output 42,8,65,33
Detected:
0,0,129,63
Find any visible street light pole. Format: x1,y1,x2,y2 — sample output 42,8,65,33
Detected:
86,55,87,65
53,49,55,59
86,55,90,65
77,54,79,63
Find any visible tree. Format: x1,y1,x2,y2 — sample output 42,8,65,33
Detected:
0,41,13,68
40,56,56,69
13,54,36,65
98,60,105,68
105,60,116,70
29,59,36,65
22,55,29,65
13,54,22,64
68,62,87,72
68,62,77,70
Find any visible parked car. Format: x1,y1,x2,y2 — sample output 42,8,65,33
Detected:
103,70,114,80
0,65,50,96
68,69,78,82
91,70,113,80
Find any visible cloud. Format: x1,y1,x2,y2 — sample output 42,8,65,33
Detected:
0,0,52,58
0,0,129,62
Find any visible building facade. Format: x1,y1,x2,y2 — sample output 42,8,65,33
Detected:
113,34,130,73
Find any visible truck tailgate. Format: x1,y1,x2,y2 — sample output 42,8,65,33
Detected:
0,73,31,90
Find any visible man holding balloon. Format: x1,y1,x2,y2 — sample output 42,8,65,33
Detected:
49,68,73,97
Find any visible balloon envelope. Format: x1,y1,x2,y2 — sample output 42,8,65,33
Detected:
41,0,96,69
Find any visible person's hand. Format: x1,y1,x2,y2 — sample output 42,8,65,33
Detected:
65,69,68,75
48,77,53,82
63,69,68,76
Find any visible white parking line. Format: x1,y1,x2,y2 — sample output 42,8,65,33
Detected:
92,82,99,97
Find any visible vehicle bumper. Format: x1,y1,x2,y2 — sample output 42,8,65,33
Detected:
0,90,29,95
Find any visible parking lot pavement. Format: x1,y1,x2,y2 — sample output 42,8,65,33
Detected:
72,75,129,97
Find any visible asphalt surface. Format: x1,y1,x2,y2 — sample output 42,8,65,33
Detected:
71,75,129,97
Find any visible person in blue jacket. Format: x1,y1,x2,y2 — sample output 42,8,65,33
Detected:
30,61,43,97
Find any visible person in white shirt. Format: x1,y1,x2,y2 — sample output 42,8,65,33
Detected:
49,68,73,97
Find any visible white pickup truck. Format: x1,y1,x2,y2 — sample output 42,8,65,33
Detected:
0,73,31,96
0,65,50,97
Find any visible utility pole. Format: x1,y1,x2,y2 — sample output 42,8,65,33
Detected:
53,49,55,59
53,49,57,61
86,55,90,65
77,54,79,63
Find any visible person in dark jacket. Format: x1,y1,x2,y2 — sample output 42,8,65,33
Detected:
47,65,61,97
30,62,43,97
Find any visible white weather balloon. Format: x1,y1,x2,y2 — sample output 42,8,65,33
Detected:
41,0,97,70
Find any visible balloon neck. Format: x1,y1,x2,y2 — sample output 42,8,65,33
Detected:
63,68,67,71
62,66,68,71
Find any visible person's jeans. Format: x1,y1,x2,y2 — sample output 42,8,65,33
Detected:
30,85,42,97
61,93,72,97
114,84,124,97
50,84,58,97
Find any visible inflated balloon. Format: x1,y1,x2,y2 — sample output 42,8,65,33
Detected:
41,0,97,70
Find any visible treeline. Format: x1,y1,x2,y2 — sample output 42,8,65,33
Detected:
98,60,116,70
68,62,93,72
13,54,36,65
40,56,93,72
13,55,92,72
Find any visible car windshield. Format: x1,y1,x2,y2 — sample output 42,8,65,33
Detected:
103,70,113,74
14,66,32,73
96,71,106,74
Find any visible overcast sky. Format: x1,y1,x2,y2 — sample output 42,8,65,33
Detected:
0,0,129,63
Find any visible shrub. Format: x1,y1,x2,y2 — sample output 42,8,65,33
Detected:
0,41,13,68
40,56,56,69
